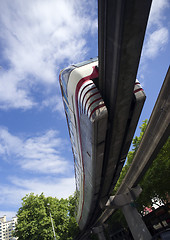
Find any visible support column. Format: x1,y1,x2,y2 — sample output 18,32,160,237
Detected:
93,225,107,240
121,204,151,240
104,185,152,240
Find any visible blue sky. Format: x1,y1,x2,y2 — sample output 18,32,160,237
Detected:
0,0,169,220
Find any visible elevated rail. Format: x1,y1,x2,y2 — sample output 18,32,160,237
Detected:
76,0,152,238
97,66,170,224
98,0,152,203
97,0,152,209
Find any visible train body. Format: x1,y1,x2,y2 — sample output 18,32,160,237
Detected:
59,58,145,230
59,58,108,230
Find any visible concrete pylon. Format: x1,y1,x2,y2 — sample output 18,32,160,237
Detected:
93,225,107,240
104,186,152,240
121,203,151,240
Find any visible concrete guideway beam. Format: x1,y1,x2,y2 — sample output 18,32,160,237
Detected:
96,66,170,226
77,0,153,238
98,0,153,202
118,66,170,193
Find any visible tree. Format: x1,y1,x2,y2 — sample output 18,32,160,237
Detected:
113,119,170,210
137,136,170,211
14,193,79,240
113,119,148,193
106,120,170,231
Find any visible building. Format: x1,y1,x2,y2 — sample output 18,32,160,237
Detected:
0,216,17,240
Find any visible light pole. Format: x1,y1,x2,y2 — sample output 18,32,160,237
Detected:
47,203,57,240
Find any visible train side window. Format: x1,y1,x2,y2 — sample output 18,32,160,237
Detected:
73,57,98,68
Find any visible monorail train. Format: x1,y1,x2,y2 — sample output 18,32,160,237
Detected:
59,58,145,230
59,58,108,230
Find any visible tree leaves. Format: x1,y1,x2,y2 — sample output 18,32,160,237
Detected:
137,136,170,211
113,120,148,194
113,119,170,211
14,193,79,240
107,120,169,230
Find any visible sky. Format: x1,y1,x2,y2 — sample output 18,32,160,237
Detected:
0,0,169,220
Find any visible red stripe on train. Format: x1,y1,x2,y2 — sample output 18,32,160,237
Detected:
134,88,143,93
89,103,105,119
84,91,100,114
79,82,93,105
81,86,97,113
87,97,102,117
75,66,99,224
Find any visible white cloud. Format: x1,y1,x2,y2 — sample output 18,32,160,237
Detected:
0,184,25,207
41,95,65,115
90,19,98,35
147,0,169,28
0,127,22,157
0,127,75,210
143,27,169,59
0,177,75,210
0,70,36,110
141,0,169,61
0,127,72,174
11,176,76,199
0,0,97,110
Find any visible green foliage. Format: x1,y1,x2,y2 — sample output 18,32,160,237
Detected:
113,120,148,193
107,120,169,230
14,193,79,240
137,137,170,210
113,119,170,211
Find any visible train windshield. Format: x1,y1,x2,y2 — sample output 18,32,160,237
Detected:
60,66,75,96
73,57,98,67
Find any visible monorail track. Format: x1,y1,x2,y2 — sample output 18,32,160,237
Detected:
75,0,152,238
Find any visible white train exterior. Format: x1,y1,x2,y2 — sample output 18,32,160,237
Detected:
59,58,108,230
59,58,145,230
